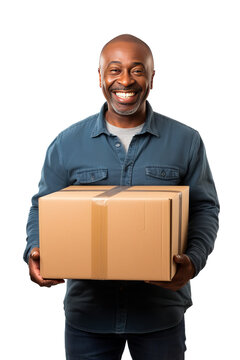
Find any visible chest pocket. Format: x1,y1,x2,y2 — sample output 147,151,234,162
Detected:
145,166,180,185
71,168,108,185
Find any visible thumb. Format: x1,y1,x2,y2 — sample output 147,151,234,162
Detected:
173,254,189,265
30,248,40,261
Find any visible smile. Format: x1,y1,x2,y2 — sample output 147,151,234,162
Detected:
111,90,139,104
115,91,136,99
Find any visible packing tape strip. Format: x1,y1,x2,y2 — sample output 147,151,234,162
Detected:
91,186,130,278
91,197,108,278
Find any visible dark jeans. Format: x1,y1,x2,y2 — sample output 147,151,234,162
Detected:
65,317,186,360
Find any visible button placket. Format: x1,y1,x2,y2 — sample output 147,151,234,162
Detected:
120,137,138,185
107,135,126,165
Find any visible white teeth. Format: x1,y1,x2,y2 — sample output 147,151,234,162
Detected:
115,92,135,99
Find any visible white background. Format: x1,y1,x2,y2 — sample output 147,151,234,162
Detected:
0,0,239,359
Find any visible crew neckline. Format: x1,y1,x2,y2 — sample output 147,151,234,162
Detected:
105,120,144,132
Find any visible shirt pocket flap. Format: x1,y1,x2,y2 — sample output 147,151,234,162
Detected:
145,166,179,180
73,168,108,184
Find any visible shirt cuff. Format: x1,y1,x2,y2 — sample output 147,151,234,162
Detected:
186,247,207,278
23,242,39,264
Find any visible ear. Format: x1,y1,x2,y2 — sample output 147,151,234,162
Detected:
150,70,155,89
98,68,102,88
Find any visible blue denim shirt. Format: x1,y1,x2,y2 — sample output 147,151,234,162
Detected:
24,101,219,333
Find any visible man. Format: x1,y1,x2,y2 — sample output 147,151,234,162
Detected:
24,34,219,359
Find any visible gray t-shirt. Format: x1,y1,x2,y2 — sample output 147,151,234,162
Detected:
105,120,144,152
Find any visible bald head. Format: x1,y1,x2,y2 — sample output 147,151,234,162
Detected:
99,34,154,69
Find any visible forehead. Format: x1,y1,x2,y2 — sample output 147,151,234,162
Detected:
100,41,153,68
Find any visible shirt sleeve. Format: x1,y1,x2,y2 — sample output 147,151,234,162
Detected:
183,131,220,277
23,133,68,263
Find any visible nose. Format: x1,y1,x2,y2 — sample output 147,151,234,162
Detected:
117,70,135,87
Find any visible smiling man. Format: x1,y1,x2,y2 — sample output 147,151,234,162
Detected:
24,34,219,360
99,35,154,122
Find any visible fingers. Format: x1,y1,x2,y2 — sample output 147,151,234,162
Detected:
145,280,181,291
144,254,193,291
29,265,65,287
30,273,65,287
28,247,65,287
38,279,65,288
173,254,190,265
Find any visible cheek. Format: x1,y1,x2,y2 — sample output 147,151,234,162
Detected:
101,80,112,100
104,76,115,88
140,84,151,100
137,77,149,89
139,81,150,94
102,78,117,96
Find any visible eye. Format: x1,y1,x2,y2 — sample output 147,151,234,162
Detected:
109,68,121,74
132,68,144,75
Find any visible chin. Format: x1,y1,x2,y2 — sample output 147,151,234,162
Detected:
111,102,141,116
113,107,139,116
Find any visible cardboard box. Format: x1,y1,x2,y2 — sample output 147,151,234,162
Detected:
39,185,189,281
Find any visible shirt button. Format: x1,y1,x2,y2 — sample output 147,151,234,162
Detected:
115,143,121,148
161,170,166,177
91,174,95,180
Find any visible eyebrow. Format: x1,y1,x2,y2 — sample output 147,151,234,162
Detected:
108,61,145,67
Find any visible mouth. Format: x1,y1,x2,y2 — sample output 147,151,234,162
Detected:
111,90,139,104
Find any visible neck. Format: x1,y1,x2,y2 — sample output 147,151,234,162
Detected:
105,103,146,128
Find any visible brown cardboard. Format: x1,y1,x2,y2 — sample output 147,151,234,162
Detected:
39,185,189,281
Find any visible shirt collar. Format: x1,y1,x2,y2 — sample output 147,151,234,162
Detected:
91,101,160,138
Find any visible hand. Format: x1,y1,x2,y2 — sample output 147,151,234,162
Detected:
145,254,195,291
28,247,65,288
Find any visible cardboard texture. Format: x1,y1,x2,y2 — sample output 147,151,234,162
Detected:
39,186,189,281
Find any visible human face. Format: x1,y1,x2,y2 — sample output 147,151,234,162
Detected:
99,41,155,117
